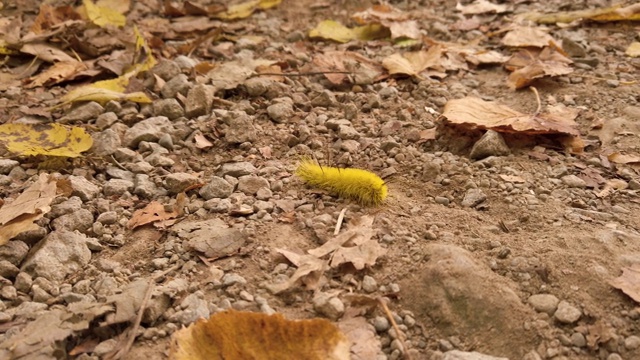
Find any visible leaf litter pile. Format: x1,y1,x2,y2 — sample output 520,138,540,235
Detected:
0,0,639,359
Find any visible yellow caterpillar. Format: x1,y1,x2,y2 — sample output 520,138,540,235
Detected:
295,159,388,206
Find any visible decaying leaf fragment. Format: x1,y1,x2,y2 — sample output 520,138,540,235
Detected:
309,20,389,43
310,51,384,85
441,97,580,136
456,0,510,15
0,174,57,246
521,3,640,24
127,200,181,229
170,310,351,360
610,264,640,303
0,123,93,157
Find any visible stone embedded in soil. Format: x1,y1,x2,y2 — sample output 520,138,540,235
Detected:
469,130,511,160
91,129,121,156
68,175,100,201
199,176,234,199
59,101,104,123
561,175,586,188
123,116,176,148
553,301,582,324
51,208,93,232
219,162,256,177
175,219,246,258
161,74,192,98
267,101,294,123
313,292,345,320
400,244,536,358
223,111,258,143
461,188,487,207
527,294,560,315
237,175,269,195
103,179,134,196
0,241,30,265
153,98,184,120
164,173,198,194
185,84,214,117
0,159,19,174
21,230,92,283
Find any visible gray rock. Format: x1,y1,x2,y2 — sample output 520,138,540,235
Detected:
14,272,33,293
362,275,377,293
68,175,100,201
527,294,560,315
49,197,82,218
95,112,118,129
114,147,142,162
153,98,184,120
469,130,510,160
554,301,581,324
161,74,192,98
185,84,214,117
145,152,174,167
561,175,586,188
337,124,360,140
310,90,337,107
91,128,121,156
21,230,92,283
243,77,273,97
625,335,640,350
461,188,487,207
325,119,351,130
96,211,118,225
178,219,246,258
94,339,118,357
199,176,234,199
31,285,52,303
623,106,640,120
571,332,586,347
164,173,198,194
6,301,48,319
406,244,536,356
52,208,93,232
313,293,344,320
104,179,134,196
222,273,247,286
373,316,390,332
223,111,257,143
123,116,175,148
219,162,256,177
237,175,269,195
442,350,509,360
0,159,18,175
143,293,171,324
174,55,197,70
0,241,29,265
134,174,165,198
152,59,181,81
59,101,104,123
0,260,19,278
267,102,294,123
0,286,17,300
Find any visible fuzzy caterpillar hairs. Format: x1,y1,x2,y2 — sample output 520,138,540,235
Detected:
295,159,388,206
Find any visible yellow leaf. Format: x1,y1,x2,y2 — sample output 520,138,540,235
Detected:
129,26,156,73
170,310,350,360
60,87,151,105
0,123,93,157
96,0,130,14
626,42,640,57
214,0,281,20
309,20,389,43
83,0,126,27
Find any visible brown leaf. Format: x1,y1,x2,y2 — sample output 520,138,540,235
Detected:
502,26,558,48
311,51,384,85
330,240,387,270
456,0,509,15
0,174,56,245
382,45,444,78
308,215,375,258
596,179,628,198
31,4,82,34
27,61,87,88
505,47,573,89
610,265,640,303
440,97,580,136
20,42,77,63
127,201,179,229
170,310,350,360
608,152,640,164
267,249,327,293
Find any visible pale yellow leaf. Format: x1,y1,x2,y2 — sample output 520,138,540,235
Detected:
0,123,93,157
83,0,126,27
626,42,640,57
213,0,282,20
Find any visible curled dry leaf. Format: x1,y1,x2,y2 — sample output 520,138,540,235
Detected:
382,45,444,78
330,240,387,270
440,97,580,136
311,51,384,85
266,249,326,294
610,264,640,303
351,4,420,40
170,310,351,360
0,174,57,246
502,26,558,48
308,20,389,43
126,200,180,229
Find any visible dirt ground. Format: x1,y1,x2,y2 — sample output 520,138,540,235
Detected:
1,0,640,359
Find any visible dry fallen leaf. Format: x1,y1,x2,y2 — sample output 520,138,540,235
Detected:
505,46,573,89
82,0,126,28
0,174,57,245
456,0,509,15
610,264,640,303
626,42,640,57
502,26,558,48
308,215,375,258
351,4,420,40
212,0,282,20
170,310,351,360
127,201,180,229
310,51,384,85
330,240,387,270
382,45,444,78
522,3,640,24
0,123,93,157
440,97,580,136
338,316,381,360
607,152,640,164
266,249,327,294
309,20,389,43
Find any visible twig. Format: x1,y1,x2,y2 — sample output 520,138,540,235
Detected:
334,207,347,235
378,297,412,360
529,86,541,116
110,155,128,171
106,280,154,360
